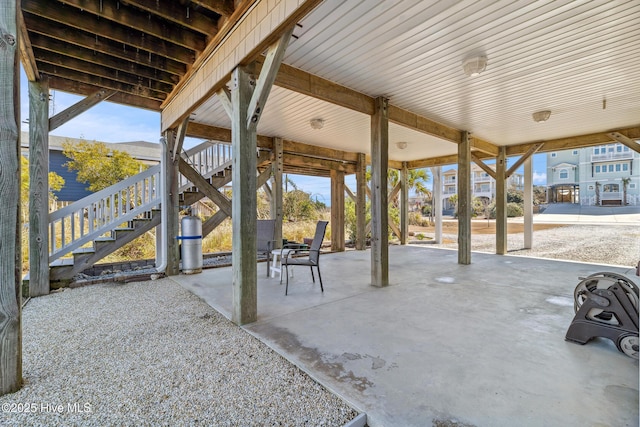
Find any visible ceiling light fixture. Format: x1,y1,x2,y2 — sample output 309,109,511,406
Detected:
532,110,551,123
309,118,324,130
396,141,408,150
462,55,487,77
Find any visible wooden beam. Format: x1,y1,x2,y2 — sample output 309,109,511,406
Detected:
38,63,167,101
345,185,356,202
400,162,408,245
608,131,640,153
179,158,232,216
46,75,161,111
471,153,496,180
505,127,640,156
471,136,499,156
17,10,38,81
272,138,283,249
506,143,543,178
524,157,533,249
370,97,389,287
284,153,356,174
283,139,359,163
247,26,294,131
431,166,443,244
49,89,116,131
330,170,345,252
23,15,187,77
35,55,173,95
388,180,401,202
28,76,50,297
54,0,206,52
189,0,235,17
0,0,23,395
273,59,473,146
231,65,257,325
216,87,233,118
495,147,507,255
354,153,366,251
186,122,274,148
119,0,219,36
458,131,471,265
29,33,179,85
163,118,188,276
22,1,196,65
407,154,459,169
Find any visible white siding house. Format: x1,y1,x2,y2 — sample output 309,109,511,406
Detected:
547,143,640,206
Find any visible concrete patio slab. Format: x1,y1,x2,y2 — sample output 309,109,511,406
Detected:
171,246,639,427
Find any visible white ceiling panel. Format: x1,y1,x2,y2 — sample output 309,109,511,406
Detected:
192,0,640,162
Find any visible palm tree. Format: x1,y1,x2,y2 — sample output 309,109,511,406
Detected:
621,177,631,205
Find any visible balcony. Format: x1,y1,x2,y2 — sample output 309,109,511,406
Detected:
591,151,634,162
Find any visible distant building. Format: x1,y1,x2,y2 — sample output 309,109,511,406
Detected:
546,143,639,206
441,164,524,210
21,133,161,204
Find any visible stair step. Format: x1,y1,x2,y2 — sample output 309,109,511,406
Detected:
51,258,74,267
73,247,95,255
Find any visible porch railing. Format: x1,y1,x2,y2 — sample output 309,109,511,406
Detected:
48,140,233,263
179,140,232,193
48,164,162,263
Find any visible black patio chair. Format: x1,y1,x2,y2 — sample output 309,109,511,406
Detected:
257,219,276,277
281,220,328,295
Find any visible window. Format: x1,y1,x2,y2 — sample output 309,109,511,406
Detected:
573,150,578,155
616,145,622,152
608,146,614,153
594,147,600,154
623,164,629,171
630,184,637,189
559,169,568,179
623,146,630,152
595,165,601,173
609,165,614,172
616,164,621,172
603,184,619,192
551,152,557,158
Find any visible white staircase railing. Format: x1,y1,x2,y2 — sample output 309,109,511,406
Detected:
179,140,232,193
48,165,162,263
48,140,233,263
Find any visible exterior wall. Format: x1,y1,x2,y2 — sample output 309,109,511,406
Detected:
21,132,161,203
547,143,640,205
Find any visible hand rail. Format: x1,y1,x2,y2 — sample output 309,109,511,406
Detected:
178,140,232,193
47,140,233,263
48,164,162,263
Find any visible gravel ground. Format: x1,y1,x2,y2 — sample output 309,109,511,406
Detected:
0,279,358,426
428,223,640,268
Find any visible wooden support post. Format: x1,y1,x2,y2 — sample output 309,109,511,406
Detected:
0,0,22,395
400,162,409,245
330,169,345,252
431,166,443,244
162,124,184,276
371,97,389,286
272,137,283,249
457,131,471,265
231,65,257,325
524,156,533,249
495,146,508,255
28,76,50,296
356,152,366,250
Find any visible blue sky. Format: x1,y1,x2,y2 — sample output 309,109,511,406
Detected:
20,67,546,204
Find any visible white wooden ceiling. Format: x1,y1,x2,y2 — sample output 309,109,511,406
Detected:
192,0,640,161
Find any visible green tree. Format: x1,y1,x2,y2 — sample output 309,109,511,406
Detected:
283,189,320,222
62,139,145,191
20,156,65,222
